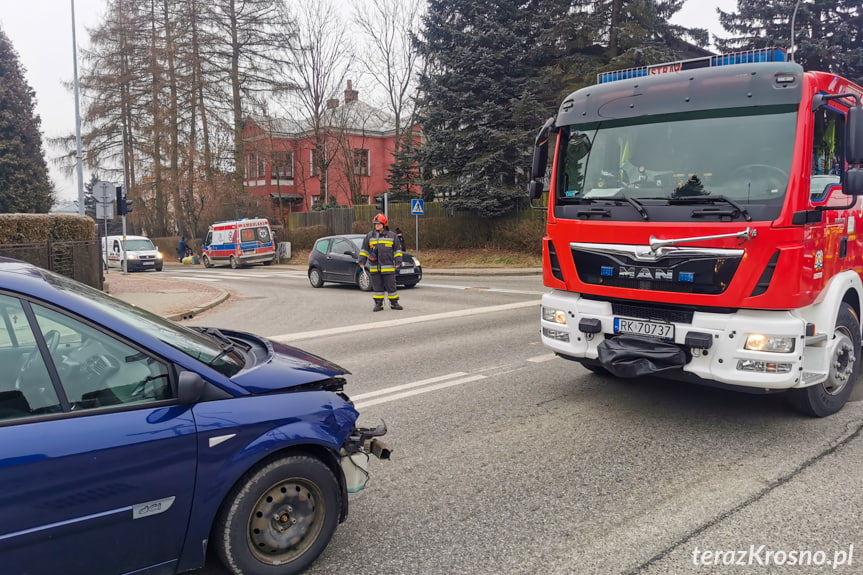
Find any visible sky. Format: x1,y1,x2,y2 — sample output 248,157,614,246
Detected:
0,0,737,204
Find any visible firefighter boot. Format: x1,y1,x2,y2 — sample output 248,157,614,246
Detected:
373,298,384,312
390,297,403,310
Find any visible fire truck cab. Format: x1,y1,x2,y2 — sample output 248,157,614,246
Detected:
529,48,863,416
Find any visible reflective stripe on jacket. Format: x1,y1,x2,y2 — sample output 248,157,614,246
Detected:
358,229,403,273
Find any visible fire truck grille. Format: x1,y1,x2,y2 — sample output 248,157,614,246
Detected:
572,249,741,295
611,302,694,324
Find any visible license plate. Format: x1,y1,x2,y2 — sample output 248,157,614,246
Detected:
143,261,154,265
613,317,674,340
399,267,414,274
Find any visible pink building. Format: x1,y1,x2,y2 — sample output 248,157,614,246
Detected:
243,82,420,214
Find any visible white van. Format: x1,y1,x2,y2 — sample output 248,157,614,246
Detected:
101,235,164,272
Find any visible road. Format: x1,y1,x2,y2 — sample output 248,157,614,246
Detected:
162,266,863,575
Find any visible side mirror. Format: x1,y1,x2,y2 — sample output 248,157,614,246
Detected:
528,180,545,200
531,117,555,179
844,167,863,196
848,106,863,164
177,370,205,404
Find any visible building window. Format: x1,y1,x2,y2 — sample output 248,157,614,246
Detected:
245,154,255,179
353,149,369,176
271,152,293,180
257,155,265,178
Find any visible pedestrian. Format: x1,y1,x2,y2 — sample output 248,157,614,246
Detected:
358,213,403,312
395,227,406,251
177,236,190,263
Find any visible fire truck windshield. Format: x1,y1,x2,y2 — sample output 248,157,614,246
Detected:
556,106,797,214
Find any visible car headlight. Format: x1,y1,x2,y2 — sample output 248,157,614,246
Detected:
156,252,164,260
412,257,421,267
127,253,139,260
542,306,567,325
744,334,795,353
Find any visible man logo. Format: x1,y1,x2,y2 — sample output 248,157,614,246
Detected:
600,266,695,283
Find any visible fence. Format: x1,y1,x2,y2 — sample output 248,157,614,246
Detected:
282,202,545,252
0,241,103,290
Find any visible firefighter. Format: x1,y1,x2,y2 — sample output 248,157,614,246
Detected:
358,213,403,311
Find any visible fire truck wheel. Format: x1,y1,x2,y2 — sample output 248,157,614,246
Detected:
790,302,860,417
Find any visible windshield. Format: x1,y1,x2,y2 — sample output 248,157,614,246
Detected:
124,239,156,250
41,269,245,376
557,107,797,205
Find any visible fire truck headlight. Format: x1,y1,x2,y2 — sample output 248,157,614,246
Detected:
744,334,795,353
542,306,567,325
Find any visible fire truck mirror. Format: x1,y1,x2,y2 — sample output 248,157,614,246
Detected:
528,180,545,200
847,106,863,165
844,167,863,195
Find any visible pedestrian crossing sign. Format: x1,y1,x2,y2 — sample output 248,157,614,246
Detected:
411,199,425,215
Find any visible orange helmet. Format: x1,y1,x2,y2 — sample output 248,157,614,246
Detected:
373,213,388,226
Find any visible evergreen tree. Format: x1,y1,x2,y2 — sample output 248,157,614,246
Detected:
716,0,863,82
386,132,421,202
0,27,55,213
416,0,549,218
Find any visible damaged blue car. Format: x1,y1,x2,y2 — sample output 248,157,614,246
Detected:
0,258,389,575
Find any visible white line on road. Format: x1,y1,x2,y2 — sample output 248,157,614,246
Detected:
353,374,487,409
269,300,538,343
527,353,557,363
351,372,469,400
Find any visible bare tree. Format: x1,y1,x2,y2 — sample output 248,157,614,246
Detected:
353,0,424,146
284,0,354,205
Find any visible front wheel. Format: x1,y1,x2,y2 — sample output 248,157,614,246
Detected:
214,456,341,575
309,268,324,288
790,302,860,417
230,256,239,269
357,270,371,291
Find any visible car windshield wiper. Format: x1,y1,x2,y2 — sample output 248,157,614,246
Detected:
196,327,251,365
668,194,751,221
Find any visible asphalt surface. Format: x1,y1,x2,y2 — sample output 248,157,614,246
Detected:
104,261,542,320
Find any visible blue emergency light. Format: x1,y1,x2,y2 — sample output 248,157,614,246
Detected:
597,48,787,84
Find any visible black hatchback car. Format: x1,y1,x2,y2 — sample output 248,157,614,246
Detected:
308,234,422,291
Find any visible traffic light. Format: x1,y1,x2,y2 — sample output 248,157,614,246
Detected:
375,192,388,214
116,186,133,216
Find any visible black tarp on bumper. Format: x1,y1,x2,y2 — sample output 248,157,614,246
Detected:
597,335,689,378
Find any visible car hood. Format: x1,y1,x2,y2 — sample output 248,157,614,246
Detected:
228,332,351,394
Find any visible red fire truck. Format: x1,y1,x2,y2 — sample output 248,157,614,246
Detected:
529,48,863,416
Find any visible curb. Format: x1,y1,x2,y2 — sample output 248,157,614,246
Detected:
165,289,231,322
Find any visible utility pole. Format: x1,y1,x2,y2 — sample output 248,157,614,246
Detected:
71,0,85,216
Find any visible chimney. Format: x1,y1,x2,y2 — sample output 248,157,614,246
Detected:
326,98,339,110
344,80,358,103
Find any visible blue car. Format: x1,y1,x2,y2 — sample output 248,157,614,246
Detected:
0,258,389,575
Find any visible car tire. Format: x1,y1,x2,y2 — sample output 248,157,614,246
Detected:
309,268,324,288
155,265,163,272
789,302,860,417
214,455,341,575
401,282,418,288
357,270,371,291
202,255,213,268
230,256,239,269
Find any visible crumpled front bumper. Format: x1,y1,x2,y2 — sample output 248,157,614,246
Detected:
340,422,392,493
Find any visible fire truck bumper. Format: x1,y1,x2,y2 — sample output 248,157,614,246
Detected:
540,290,808,390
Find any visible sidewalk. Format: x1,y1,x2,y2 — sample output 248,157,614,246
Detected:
104,261,541,320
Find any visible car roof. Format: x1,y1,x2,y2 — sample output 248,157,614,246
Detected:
318,234,365,241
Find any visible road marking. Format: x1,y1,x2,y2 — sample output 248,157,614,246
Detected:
353,373,487,409
420,282,545,295
269,300,538,343
527,353,557,363
351,372,469,400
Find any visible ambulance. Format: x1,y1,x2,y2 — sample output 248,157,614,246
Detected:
201,218,277,268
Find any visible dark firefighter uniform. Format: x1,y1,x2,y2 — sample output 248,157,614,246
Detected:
358,214,403,311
